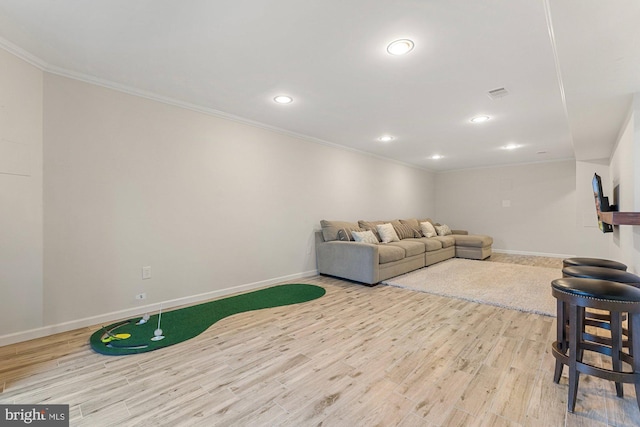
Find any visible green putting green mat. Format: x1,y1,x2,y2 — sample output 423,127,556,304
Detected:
90,284,326,356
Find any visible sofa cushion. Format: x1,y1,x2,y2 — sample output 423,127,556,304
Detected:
321,220,360,242
358,220,384,241
453,234,493,248
435,224,453,236
387,240,426,257
359,220,401,241
393,222,419,240
378,245,406,264
433,235,456,248
377,223,400,243
400,218,420,229
407,237,443,252
352,230,379,244
420,221,437,238
337,227,364,241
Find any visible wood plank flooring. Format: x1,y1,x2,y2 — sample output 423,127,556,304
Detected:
1,256,638,426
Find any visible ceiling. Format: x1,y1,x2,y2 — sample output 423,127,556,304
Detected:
0,0,638,171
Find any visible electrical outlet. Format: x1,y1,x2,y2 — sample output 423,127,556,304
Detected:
142,266,152,279
135,293,146,300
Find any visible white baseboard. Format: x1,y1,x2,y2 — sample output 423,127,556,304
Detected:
492,248,575,259
0,269,318,347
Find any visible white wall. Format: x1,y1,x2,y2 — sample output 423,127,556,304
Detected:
40,74,435,329
0,49,43,336
608,97,640,273
434,160,577,256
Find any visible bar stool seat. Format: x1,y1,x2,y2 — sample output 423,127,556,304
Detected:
563,257,627,271
562,266,640,340
562,266,640,286
551,277,640,413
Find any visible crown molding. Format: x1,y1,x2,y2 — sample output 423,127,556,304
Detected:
0,36,48,69
0,36,432,174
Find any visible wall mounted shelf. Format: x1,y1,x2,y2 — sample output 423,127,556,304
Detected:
598,211,640,226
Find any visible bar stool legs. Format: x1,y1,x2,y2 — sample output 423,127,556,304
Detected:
611,310,623,398
551,278,640,413
567,304,590,411
632,314,640,409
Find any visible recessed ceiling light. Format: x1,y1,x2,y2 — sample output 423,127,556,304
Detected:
273,95,293,104
501,143,520,150
378,135,394,142
470,115,490,123
387,39,414,55
429,154,443,160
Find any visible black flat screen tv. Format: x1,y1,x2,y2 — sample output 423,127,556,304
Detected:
592,173,614,233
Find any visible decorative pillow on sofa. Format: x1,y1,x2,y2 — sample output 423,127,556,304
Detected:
320,220,360,241
351,230,379,244
419,218,435,226
358,219,400,242
337,227,364,241
435,224,453,236
420,221,437,238
376,223,400,243
400,218,420,229
393,223,418,240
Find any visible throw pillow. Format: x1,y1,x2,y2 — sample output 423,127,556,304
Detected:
435,224,453,236
376,223,400,243
358,220,384,241
400,218,420,229
320,220,360,242
337,227,363,241
393,223,416,240
419,218,435,226
351,230,379,244
420,221,437,238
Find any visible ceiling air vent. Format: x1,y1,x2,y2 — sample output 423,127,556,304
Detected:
487,87,509,100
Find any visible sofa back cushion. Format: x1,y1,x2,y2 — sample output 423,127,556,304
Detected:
400,218,420,229
394,222,420,239
320,220,360,242
336,227,365,241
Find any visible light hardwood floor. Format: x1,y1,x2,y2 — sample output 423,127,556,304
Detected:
1,256,638,426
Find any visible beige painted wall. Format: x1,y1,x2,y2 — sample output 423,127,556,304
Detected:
0,48,43,335
434,160,577,256
42,73,435,327
4,40,637,344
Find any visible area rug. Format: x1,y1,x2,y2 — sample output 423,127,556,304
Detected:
382,258,561,316
90,284,326,356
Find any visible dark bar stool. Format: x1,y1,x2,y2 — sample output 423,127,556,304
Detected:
551,277,640,413
562,266,640,286
563,257,627,271
561,266,640,351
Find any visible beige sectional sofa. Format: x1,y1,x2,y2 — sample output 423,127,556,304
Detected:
315,218,493,285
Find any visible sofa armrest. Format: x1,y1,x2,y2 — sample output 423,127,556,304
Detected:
452,229,468,235
316,241,379,284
